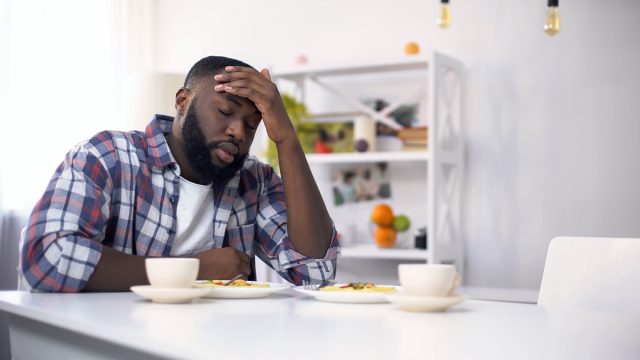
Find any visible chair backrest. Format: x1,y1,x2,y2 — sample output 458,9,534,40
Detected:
538,236,640,313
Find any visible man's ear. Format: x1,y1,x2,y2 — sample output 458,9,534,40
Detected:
175,88,190,116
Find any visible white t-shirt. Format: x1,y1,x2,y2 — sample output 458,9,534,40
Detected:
170,176,214,256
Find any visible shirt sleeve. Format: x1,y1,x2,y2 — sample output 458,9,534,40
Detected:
253,164,340,285
20,144,111,292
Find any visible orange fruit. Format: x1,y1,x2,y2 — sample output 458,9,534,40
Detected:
371,204,394,227
374,226,397,248
404,42,420,55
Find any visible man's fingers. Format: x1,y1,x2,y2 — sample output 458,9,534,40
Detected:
215,70,260,83
238,250,251,265
260,68,271,81
223,86,266,102
215,71,270,92
235,251,252,276
241,262,252,276
215,79,251,90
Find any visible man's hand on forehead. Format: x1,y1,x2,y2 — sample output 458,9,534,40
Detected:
212,65,294,144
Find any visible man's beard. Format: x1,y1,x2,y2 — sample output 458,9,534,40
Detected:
182,102,247,186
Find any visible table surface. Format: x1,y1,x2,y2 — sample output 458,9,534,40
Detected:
1,289,639,360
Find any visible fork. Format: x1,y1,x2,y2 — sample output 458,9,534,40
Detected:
223,274,244,286
302,279,334,291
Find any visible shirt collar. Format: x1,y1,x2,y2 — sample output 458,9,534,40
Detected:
145,114,177,168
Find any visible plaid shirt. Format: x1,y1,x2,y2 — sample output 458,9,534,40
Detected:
21,115,339,292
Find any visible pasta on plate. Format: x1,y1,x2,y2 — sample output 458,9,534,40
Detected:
193,279,270,288
319,282,396,293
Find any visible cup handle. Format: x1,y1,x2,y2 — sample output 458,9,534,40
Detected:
449,272,461,294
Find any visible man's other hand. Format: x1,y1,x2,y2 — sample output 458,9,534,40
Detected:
194,247,252,280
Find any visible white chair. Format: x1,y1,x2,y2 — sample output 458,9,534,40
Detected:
538,236,640,313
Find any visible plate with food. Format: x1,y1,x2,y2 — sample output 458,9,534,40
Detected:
193,279,290,299
293,282,398,303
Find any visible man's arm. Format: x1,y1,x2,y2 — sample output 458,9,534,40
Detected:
275,136,333,258
216,66,334,259
21,147,113,292
84,246,252,291
83,247,148,291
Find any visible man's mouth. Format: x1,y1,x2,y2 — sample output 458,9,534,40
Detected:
212,142,239,164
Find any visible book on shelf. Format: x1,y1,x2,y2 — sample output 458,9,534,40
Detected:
397,126,428,140
402,143,428,151
396,126,428,151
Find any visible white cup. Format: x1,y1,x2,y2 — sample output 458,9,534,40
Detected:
145,258,199,288
398,264,461,297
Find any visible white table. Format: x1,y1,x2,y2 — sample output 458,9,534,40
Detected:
0,290,638,360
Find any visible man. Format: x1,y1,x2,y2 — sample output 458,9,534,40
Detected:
20,56,339,292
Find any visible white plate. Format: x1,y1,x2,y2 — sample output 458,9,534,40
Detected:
384,292,468,312
130,286,211,304
293,285,398,303
194,281,290,299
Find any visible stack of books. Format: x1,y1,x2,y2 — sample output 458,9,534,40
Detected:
396,126,428,151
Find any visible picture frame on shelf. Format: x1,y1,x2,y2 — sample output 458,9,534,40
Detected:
331,163,392,207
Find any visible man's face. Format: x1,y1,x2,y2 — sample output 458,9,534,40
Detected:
181,84,262,185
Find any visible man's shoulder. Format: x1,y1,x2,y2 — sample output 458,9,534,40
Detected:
86,129,146,148
73,129,150,165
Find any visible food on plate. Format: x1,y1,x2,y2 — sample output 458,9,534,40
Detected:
194,279,270,288
319,282,396,293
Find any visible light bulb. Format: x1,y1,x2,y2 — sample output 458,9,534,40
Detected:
544,0,561,36
437,0,451,29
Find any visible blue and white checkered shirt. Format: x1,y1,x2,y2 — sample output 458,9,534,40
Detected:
21,115,339,292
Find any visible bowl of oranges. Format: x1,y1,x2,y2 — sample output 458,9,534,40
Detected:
370,204,411,248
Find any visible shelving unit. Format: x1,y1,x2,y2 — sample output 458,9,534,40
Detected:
306,151,429,164
340,244,428,260
269,53,465,284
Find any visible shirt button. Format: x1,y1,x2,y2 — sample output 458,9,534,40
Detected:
169,195,177,204
168,229,175,235
169,163,177,171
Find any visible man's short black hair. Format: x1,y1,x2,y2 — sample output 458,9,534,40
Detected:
183,56,254,89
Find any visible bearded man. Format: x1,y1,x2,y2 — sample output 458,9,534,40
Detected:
20,56,338,292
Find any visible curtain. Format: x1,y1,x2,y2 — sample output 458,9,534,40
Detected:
0,1,152,358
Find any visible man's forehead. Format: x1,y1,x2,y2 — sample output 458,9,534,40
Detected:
220,92,243,107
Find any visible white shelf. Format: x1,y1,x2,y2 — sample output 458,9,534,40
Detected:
272,53,465,283
306,151,429,164
273,58,430,80
340,244,428,260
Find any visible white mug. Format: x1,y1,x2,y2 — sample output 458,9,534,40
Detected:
398,264,461,297
145,258,199,288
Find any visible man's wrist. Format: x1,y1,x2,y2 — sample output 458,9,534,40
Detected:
274,132,302,152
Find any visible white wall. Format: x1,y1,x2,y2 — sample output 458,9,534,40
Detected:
152,0,640,289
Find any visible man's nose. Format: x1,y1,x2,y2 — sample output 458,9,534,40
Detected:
225,118,245,142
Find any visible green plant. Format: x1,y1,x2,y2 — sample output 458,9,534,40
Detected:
265,93,312,170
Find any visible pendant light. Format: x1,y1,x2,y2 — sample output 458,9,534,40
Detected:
437,0,451,29
544,0,561,36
